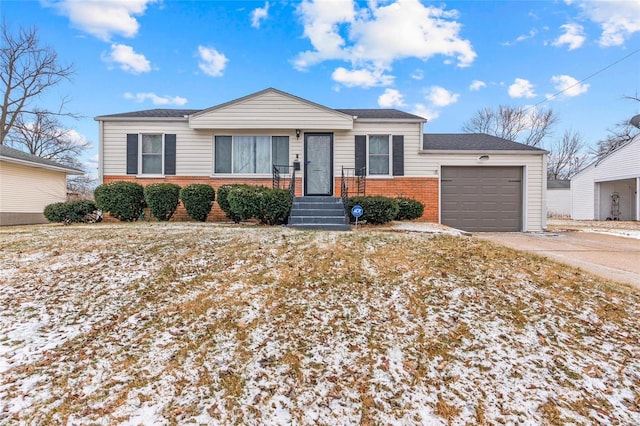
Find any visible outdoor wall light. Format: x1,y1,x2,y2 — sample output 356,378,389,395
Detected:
478,155,490,161
295,129,301,139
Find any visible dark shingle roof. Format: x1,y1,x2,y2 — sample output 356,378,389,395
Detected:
547,180,570,189
423,133,546,152
96,109,201,119
0,145,84,173
336,109,425,120
96,108,424,121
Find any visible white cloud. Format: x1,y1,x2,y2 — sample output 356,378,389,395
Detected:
508,78,536,98
103,44,151,74
251,2,270,28
331,67,394,88
412,104,438,121
378,89,406,107
48,0,157,41
124,92,188,106
547,74,589,98
426,86,459,107
294,0,476,74
503,28,538,46
469,80,486,91
66,129,93,149
579,0,640,47
410,69,424,80
552,23,586,50
197,46,228,77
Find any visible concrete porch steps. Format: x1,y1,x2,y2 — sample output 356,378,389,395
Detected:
288,196,351,231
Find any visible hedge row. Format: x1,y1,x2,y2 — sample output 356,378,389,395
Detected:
347,196,425,224
43,199,99,224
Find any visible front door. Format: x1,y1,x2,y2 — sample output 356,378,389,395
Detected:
304,133,333,196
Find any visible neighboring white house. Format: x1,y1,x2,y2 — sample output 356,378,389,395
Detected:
547,180,571,217
95,88,548,232
571,135,640,221
0,145,84,226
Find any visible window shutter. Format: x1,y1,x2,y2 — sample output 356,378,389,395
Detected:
164,134,176,175
126,134,138,175
355,135,366,176
392,135,404,176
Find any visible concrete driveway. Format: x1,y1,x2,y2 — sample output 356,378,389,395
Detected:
477,231,640,290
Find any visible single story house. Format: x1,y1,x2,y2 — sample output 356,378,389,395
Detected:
95,88,547,232
547,180,571,218
571,135,639,221
0,145,84,226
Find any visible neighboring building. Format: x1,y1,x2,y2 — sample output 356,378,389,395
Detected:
571,135,640,221
0,145,84,226
547,180,571,218
95,88,548,232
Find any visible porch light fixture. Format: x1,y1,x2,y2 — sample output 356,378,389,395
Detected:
478,155,490,161
295,129,301,139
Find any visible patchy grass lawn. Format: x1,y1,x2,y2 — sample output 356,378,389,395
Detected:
1,223,639,425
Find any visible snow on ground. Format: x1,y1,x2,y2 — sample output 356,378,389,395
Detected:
1,223,639,425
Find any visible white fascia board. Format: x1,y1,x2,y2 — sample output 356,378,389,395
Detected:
418,149,547,155
0,157,84,175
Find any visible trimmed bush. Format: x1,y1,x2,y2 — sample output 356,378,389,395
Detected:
257,188,291,225
348,196,399,225
144,183,181,221
395,197,425,220
217,184,251,223
227,185,264,222
44,202,66,223
43,200,98,223
94,181,145,222
180,184,215,222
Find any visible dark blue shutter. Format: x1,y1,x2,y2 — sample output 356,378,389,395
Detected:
355,135,366,176
392,135,404,176
126,134,138,175
164,134,176,175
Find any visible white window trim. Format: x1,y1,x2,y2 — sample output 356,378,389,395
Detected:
366,134,392,177
212,134,290,176
137,133,165,177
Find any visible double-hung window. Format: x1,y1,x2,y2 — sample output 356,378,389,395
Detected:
141,134,163,174
214,136,289,174
368,135,391,176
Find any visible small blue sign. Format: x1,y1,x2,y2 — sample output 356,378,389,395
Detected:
351,205,363,218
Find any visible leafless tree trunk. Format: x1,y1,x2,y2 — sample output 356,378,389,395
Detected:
1,22,74,145
547,129,587,180
462,105,558,147
592,120,640,158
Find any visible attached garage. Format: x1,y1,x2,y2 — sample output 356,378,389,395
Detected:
441,166,523,232
420,133,548,232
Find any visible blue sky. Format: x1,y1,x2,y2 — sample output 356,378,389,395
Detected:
3,0,640,176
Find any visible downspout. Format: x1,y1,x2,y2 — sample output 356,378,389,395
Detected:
636,177,640,221
542,153,548,230
98,120,104,184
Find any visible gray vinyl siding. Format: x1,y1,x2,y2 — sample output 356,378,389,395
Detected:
189,91,353,130
102,121,212,176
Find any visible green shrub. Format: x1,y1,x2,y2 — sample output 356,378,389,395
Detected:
43,200,98,223
227,185,264,222
395,197,425,220
257,188,292,225
143,183,181,221
217,184,252,223
348,196,399,225
180,184,215,222
94,181,145,222
44,202,66,222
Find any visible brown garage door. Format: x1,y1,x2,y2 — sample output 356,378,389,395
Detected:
441,166,523,232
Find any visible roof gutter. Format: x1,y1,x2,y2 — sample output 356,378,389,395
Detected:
0,157,84,175
419,149,548,155
93,116,189,122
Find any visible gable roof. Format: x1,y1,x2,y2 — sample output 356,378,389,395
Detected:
572,134,640,178
0,145,84,174
94,88,424,122
422,133,547,153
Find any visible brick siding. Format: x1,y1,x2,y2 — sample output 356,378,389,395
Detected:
102,175,439,223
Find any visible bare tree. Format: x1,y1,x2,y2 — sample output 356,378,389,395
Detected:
6,110,90,169
462,105,558,147
547,129,587,180
1,22,74,145
592,120,640,158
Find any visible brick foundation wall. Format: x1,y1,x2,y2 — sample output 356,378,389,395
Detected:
102,175,439,223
